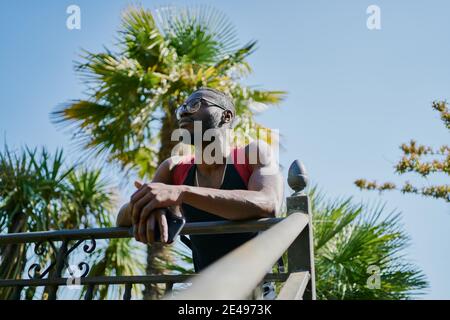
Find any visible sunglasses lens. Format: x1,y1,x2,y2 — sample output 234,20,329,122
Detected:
176,100,202,120
175,106,183,120
187,100,202,113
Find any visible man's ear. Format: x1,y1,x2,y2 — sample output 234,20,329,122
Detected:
222,110,233,125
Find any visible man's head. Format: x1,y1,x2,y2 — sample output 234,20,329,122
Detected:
176,87,235,133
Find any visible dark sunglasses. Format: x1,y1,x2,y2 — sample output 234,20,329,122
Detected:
175,98,231,120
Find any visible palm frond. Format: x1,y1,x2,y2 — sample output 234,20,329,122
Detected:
120,6,174,71
155,5,239,65
312,188,428,299
0,143,122,299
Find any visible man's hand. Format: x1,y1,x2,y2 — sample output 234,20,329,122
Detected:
134,208,169,244
130,181,185,224
130,181,184,244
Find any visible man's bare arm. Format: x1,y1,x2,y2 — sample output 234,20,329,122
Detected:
180,165,283,220
130,142,284,222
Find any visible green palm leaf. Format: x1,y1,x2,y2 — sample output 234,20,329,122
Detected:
155,5,239,65
311,187,428,299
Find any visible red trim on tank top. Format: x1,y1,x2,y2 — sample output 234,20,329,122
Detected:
171,147,253,187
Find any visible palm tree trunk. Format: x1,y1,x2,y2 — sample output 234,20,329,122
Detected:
143,112,180,300
0,212,28,299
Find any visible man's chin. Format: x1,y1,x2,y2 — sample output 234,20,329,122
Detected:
178,121,193,129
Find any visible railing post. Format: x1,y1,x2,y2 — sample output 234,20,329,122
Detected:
123,283,132,300
46,240,68,300
164,282,173,296
286,160,316,300
11,285,23,300
84,284,95,300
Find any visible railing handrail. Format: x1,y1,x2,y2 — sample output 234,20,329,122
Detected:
0,217,284,245
164,212,309,300
0,273,289,287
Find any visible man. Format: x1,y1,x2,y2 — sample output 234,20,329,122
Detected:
116,87,283,299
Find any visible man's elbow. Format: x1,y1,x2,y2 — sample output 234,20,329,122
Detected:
116,204,132,227
116,214,127,227
116,217,123,227
260,199,279,219
268,194,284,218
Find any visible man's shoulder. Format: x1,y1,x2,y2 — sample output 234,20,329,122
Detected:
160,154,195,172
161,155,196,186
241,140,276,168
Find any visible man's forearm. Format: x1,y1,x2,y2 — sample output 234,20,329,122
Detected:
180,185,276,220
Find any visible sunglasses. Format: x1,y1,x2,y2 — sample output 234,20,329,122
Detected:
175,98,231,120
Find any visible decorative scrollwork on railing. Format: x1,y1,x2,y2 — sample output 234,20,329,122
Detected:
27,260,56,279
67,262,90,278
33,241,48,256
82,238,96,254
27,263,42,279
27,241,56,279
65,238,96,256
27,238,97,280
63,238,96,279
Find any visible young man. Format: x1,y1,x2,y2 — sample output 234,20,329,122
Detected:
116,87,283,298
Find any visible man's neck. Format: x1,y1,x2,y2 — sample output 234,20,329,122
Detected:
196,160,227,174
194,141,231,174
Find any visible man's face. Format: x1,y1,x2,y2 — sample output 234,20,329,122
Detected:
177,94,224,134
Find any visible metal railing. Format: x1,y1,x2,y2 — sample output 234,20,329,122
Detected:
0,160,315,300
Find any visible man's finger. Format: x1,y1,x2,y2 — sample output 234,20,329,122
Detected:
132,193,154,224
147,214,156,244
133,224,139,242
153,210,166,243
134,181,143,189
140,200,165,223
138,217,147,243
159,211,168,243
140,198,159,219
154,212,161,243
130,184,149,203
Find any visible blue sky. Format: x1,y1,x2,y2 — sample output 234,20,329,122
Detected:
1,0,449,299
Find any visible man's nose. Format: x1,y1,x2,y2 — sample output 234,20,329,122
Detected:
179,108,190,117
176,106,186,119
178,108,195,123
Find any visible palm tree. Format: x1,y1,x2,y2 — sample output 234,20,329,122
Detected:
51,5,285,299
310,188,428,299
0,145,143,299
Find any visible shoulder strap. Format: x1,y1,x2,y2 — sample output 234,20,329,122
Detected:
171,155,195,185
172,148,254,186
231,146,254,187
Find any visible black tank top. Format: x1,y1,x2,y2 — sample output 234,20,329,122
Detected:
181,164,258,272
